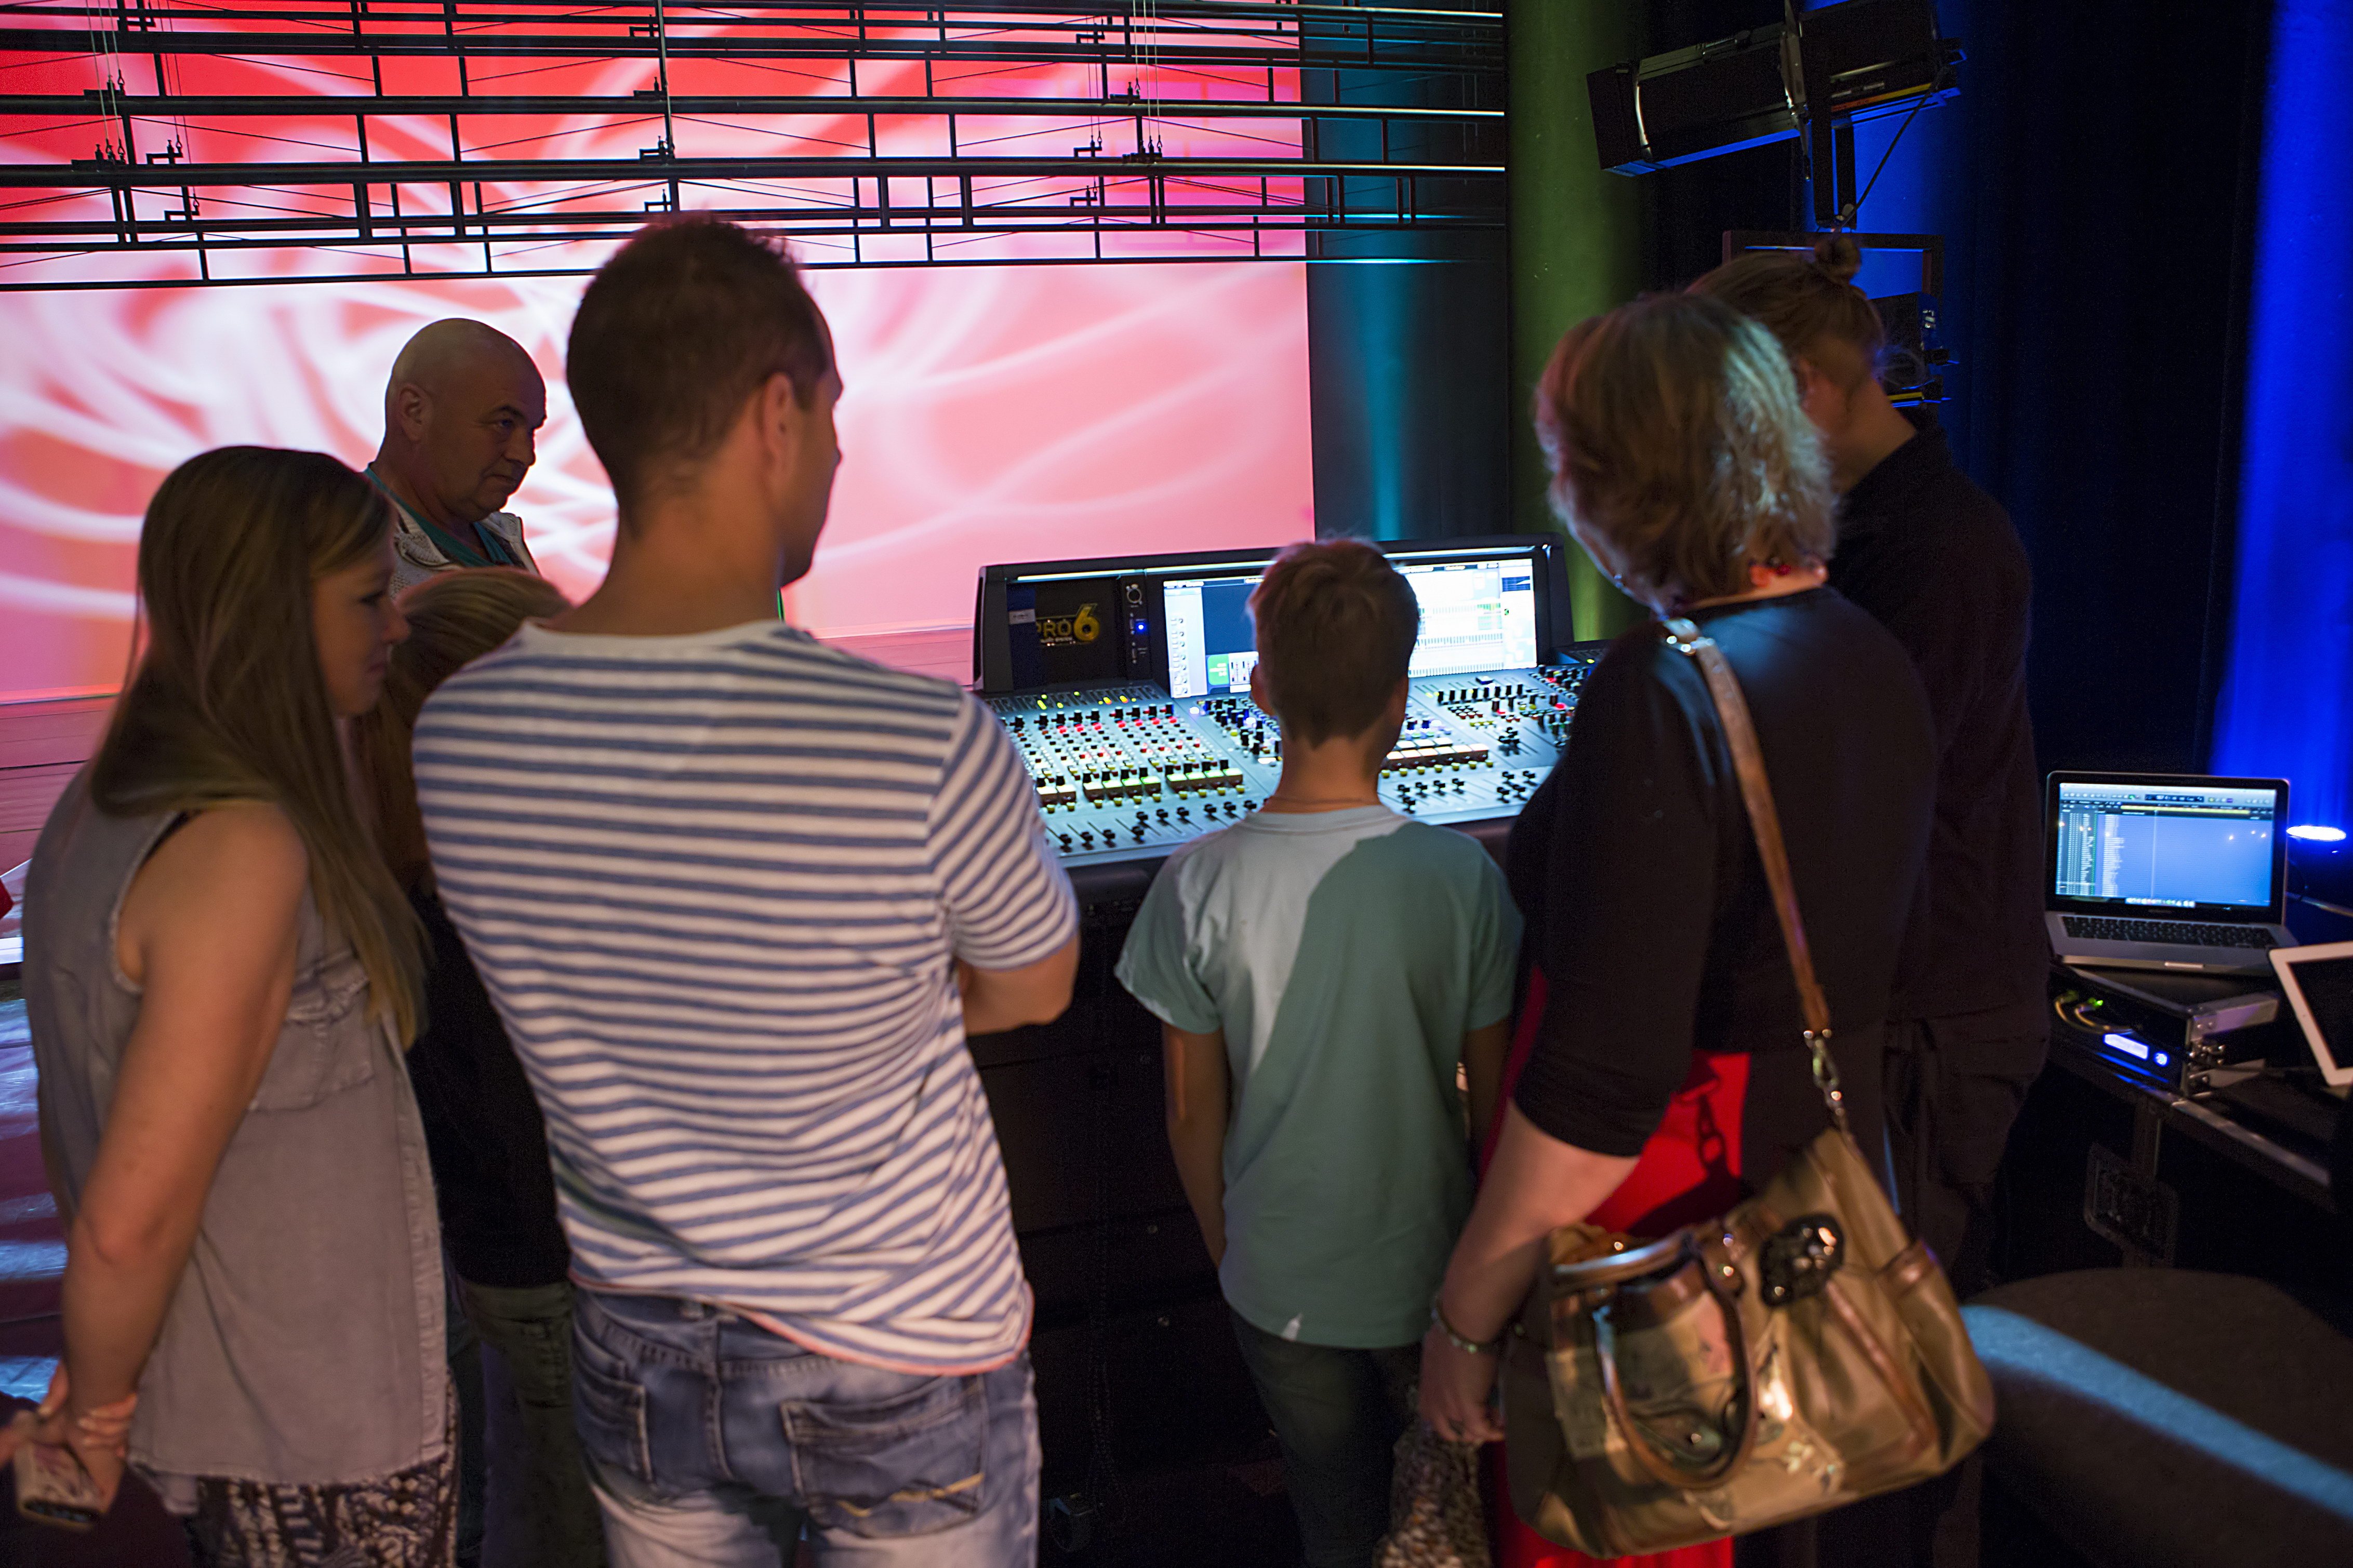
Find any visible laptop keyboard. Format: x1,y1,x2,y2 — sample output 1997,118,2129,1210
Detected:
2062,915,2278,950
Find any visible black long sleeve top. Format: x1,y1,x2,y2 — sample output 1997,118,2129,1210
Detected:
405,886,573,1290
1829,419,2048,1041
1508,591,1936,1179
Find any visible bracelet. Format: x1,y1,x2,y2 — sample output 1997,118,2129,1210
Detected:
1430,1297,1499,1356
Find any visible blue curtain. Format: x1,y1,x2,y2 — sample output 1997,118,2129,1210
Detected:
2210,0,2353,834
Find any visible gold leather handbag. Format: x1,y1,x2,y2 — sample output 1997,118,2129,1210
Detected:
1499,618,1995,1557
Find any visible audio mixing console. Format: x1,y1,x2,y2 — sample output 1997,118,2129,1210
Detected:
989,659,1598,866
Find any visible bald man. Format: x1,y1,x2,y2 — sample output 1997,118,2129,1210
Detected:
368,330,567,1568
369,318,549,593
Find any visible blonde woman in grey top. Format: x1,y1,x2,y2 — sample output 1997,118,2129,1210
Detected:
9,447,453,1564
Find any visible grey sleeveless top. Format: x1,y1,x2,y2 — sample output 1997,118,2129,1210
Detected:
24,772,447,1486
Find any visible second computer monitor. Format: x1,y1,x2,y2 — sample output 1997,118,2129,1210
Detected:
1161,556,1542,700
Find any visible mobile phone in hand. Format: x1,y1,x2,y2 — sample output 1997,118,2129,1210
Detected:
12,1430,103,1531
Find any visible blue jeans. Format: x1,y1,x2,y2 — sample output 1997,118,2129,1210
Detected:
1230,1309,1419,1568
569,1289,1039,1567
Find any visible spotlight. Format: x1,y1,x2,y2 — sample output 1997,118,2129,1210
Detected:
1588,0,1960,225
2288,825,2347,842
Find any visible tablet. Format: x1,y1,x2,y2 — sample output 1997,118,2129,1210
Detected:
2268,941,2353,1089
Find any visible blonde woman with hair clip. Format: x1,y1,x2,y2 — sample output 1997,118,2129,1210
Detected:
350,566,609,1568
1422,296,1939,1568
9,447,455,1565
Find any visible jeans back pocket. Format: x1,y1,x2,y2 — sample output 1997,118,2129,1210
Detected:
782,1373,988,1538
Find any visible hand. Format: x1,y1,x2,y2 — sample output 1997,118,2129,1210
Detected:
54,1366,137,1459
1,1366,135,1514
1419,1324,1505,1444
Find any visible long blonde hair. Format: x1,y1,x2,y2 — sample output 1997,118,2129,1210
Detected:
351,567,570,891
92,447,425,1041
1535,294,1836,611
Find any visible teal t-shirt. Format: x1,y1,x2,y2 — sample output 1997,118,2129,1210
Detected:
1114,805,1521,1348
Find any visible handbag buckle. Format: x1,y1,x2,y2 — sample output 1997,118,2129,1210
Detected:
1759,1214,1844,1308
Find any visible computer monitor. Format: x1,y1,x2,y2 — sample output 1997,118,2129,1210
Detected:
2045,773,2290,919
1161,556,1543,699
969,535,1575,694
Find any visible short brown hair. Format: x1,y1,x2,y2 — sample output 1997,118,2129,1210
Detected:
1535,293,1835,610
567,219,832,517
351,566,572,890
1689,233,1885,387
1247,540,1418,745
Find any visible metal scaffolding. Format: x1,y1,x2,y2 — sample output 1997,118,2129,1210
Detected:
0,1,1505,289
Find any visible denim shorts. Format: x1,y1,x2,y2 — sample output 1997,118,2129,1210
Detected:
570,1289,1039,1567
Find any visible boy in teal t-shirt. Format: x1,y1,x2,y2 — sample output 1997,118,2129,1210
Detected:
1115,540,1520,1568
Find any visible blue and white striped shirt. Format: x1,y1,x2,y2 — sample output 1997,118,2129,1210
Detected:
413,620,1076,1373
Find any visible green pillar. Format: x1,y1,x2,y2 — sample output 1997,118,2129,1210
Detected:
1507,0,1646,642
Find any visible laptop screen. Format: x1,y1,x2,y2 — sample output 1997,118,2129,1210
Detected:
2049,776,2286,916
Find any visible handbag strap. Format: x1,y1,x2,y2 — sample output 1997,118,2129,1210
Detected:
1660,617,1850,1137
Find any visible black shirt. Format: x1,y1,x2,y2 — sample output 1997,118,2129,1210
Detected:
1510,591,1936,1180
405,886,571,1290
1830,420,2047,1031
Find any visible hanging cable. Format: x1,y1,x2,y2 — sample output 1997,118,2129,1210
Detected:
1838,82,1936,228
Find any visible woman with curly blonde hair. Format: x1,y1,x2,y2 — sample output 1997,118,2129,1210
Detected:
1418,294,1939,1567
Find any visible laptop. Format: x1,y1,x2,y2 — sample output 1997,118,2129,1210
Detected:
2270,941,2353,1091
2045,771,2294,975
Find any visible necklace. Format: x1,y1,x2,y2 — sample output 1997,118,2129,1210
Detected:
1264,789,1382,810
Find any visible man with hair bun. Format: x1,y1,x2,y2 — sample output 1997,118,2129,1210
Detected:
1695,236,2043,1568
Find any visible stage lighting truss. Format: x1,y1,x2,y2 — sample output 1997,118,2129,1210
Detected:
0,1,1505,290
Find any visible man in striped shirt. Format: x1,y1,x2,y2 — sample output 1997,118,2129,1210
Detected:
414,219,1079,1567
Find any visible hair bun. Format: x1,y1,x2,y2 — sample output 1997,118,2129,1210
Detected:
1812,232,1864,284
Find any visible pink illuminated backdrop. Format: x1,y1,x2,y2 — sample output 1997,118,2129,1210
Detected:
0,261,1312,699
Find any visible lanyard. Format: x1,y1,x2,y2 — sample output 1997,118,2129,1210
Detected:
365,465,516,570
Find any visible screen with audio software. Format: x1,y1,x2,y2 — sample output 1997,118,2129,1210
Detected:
2051,780,2281,910
1162,557,1540,700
